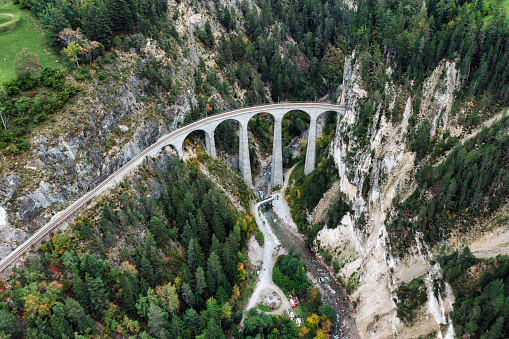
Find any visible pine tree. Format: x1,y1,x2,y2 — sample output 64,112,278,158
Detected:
227,226,241,253
207,252,223,286
149,216,168,244
212,212,226,242
188,238,205,274
42,4,70,47
180,263,194,288
107,0,133,32
195,266,207,295
140,255,154,287
148,246,163,285
73,275,88,312
82,2,114,49
170,315,185,338
181,282,195,307
486,316,504,339
181,221,196,247
202,316,224,338
144,231,157,255
221,242,236,282
0,309,22,339
51,307,73,339
86,274,109,317
206,269,216,295
184,308,200,334
147,303,168,337
196,209,211,251
121,271,139,317
210,234,222,256
204,20,214,48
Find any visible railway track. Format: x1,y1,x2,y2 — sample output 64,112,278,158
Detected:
0,103,344,275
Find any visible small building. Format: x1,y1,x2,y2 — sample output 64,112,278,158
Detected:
290,296,299,307
295,317,302,326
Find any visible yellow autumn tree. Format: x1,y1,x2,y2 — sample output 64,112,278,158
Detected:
231,284,240,302
307,313,320,330
154,282,180,314
63,41,83,67
314,329,329,339
237,262,246,281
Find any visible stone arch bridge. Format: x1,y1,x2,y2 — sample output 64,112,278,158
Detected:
158,103,345,187
0,103,344,275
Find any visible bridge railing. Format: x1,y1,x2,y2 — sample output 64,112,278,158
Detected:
176,101,346,129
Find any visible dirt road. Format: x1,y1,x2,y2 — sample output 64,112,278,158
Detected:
240,201,291,327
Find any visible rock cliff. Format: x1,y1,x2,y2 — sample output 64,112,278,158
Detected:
314,52,471,338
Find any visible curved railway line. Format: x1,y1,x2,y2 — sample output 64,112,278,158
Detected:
0,103,344,275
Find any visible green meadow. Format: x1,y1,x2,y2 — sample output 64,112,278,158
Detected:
0,1,63,83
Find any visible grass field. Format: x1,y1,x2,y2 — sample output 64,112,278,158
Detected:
0,13,13,26
0,2,64,83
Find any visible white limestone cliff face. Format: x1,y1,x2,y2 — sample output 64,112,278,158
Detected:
420,60,462,137
316,53,461,338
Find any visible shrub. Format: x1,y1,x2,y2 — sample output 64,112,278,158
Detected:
255,230,264,246
394,277,427,324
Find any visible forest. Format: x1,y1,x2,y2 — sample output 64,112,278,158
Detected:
388,115,509,256
345,0,509,146
0,152,341,338
437,247,509,338
0,155,256,338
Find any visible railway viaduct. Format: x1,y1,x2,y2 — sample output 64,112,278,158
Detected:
0,103,345,274
161,103,345,187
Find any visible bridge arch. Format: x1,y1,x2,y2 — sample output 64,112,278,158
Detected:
214,119,240,166
281,109,312,168
247,112,275,184
181,130,208,159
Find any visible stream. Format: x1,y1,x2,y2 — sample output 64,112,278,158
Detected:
251,133,358,338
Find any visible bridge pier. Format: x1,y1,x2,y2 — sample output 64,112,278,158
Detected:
271,116,284,186
239,122,254,188
304,115,318,175
205,129,217,159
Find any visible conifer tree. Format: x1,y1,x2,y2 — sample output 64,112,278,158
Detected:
149,216,168,244
121,271,139,317
207,252,223,287
147,303,167,337
107,0,133,32
210,235,222,256
86,274,109,317
51,307,73,339
180,263,194,288
140,255,154,287
170,315,185,338
181,282,195,307
212,212,226,242
221,242,236,282
181,221,196,247
196,209,211,251
184,308,200,334
82,2,114,49
0,309,22,339
188,238,205,274
42,4,70,47
195,266,207,295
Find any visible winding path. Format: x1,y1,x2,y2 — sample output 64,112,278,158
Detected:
239,200,291,328
0,103,343,276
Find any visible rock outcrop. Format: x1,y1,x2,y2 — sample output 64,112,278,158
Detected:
315,53,463,338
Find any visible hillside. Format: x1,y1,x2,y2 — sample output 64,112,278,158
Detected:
0,0,508,338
